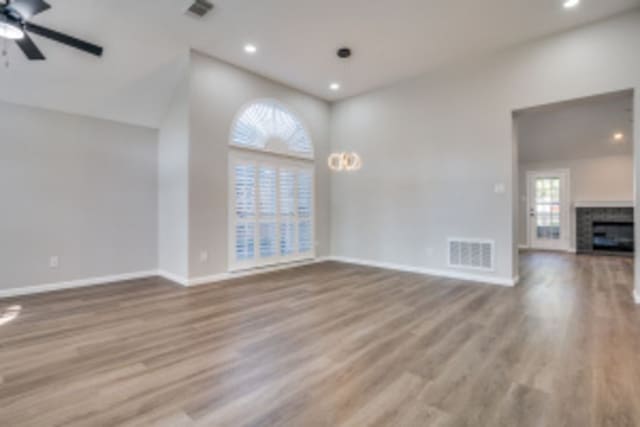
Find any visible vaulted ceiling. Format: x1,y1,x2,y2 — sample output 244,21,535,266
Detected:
1,0,639,128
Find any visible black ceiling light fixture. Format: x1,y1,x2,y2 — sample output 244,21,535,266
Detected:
329,47,352,91
0,0,103,61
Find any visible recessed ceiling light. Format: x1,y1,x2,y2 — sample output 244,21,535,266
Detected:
563,0,580,9
329,83,341,91
614,132,625,141
244,44,257,54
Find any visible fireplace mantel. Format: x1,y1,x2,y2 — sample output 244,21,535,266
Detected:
574,201,634,208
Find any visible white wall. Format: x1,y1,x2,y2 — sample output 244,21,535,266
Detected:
188,51,331,279
158,71,190,279
155,51,333,282
518,156,634,248
330,11,640,285
0,101,158,291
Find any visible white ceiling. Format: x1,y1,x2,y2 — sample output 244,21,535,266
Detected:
517,91,634,164
0,0,639,128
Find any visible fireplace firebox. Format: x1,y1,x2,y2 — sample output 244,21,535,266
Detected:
592,222,634,253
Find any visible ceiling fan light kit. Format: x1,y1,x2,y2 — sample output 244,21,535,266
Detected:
0,0,103,61
0,14,23,39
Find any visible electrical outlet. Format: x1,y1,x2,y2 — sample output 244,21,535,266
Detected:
49,256,59,269
199,251,209,263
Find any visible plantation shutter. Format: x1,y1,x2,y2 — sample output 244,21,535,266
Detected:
233,163,256,262
231,156,314,271
298,170,313,254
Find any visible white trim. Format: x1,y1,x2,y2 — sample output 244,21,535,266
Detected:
0,270,157,299
634,289,640,305
574,201,634,208
157,270,189,286
328,256,516,287
518,245,530,250
182,258,327,287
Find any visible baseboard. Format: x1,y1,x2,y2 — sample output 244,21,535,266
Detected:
634,289,640,305
156,270,189,286
518,245,529,250
164,257,330,288
0,270,158,299
0,255,517,298
328,256,516,287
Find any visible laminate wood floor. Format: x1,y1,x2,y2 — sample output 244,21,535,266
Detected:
1,252,639,426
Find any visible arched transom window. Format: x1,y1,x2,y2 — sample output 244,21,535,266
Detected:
230,100,314,158
229,100,315,272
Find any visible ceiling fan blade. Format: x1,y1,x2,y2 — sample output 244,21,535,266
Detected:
25,22,103,57
8,0,50,18
15,33,45,60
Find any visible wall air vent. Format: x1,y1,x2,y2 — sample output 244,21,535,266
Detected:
448,238,494,271
186,0,214,18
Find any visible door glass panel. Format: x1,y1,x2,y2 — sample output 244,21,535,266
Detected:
535,178,561,240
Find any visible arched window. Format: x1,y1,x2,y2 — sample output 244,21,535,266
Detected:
230,100,313,158
229,100,315,271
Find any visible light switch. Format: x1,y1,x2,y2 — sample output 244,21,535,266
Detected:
49,256,59,268
494,183,506,194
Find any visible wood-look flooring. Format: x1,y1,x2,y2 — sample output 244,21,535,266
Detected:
1,252,639,426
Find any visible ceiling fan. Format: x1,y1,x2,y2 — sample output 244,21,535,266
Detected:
0,0,103,60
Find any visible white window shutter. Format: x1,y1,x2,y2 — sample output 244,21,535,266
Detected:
230,156,315,271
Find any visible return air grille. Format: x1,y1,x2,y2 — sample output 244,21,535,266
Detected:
186,0,214,18
448,239,494,271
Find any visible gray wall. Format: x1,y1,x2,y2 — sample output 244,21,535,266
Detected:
168,51,332,280
0,101,158,290
518,156,634,248
330,11,640,284
158,73,190,279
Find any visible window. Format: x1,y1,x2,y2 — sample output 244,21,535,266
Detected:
229,100,315,271
230,100,313,158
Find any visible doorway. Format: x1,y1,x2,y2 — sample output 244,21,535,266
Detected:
513,89,636,299
526,169,570,251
